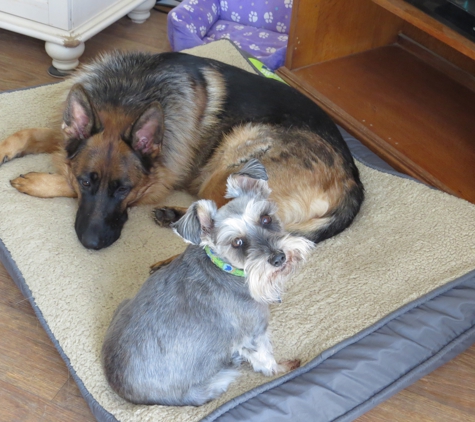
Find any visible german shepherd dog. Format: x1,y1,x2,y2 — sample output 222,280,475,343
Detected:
0,51,364,250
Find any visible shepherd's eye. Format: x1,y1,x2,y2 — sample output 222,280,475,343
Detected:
261,215,272,225
116,186,130,195
81,180,91,187
231,238,244,248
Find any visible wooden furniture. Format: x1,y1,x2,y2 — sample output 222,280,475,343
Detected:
0,0,155,75
279,0,475,203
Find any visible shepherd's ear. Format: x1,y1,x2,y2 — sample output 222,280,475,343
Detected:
171,200,217,245
127,102,164,158
62,84,102,158
62,84,102,157
225,159,271,199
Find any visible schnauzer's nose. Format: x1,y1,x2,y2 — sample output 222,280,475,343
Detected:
269,252,286,267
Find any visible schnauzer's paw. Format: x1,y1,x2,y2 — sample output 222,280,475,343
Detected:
278,359,301,373
152,206,187,228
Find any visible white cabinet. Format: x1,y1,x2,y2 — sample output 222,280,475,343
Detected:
0,0,156,75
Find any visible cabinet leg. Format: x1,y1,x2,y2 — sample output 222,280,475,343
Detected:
45,41,86,77
128,0,156,24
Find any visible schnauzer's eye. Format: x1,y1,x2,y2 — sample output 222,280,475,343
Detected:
260,215,272,225
231,238,244,248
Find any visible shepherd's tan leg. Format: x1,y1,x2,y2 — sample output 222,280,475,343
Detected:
0,128,63,165
10,172,76,198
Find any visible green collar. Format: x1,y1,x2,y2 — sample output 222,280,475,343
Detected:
204,246,245,277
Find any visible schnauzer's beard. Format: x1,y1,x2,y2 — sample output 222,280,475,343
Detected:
245,235,314,304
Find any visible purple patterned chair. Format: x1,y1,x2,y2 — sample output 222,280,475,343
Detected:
168,0,293,70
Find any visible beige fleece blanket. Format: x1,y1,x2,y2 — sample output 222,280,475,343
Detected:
1,41,475,422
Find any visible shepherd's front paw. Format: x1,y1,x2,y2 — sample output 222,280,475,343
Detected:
152,206,187,228
10,172,76,198
10,173,39,195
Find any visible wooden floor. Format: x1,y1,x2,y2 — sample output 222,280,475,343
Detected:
1,8,475,422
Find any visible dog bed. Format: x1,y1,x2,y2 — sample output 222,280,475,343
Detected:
1,40,475,422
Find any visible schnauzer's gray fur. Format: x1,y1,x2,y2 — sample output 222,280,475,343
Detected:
102,160,313,406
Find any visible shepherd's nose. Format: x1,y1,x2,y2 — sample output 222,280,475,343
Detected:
80,229,104,250
269,252,286,267
77,222,113,250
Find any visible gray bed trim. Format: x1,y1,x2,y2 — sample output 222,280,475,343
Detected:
338,315,475,421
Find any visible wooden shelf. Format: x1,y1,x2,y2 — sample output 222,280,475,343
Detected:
372,0,475,61
281,0,475,203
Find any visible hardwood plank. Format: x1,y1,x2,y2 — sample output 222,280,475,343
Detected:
0,258,36,316
0,265,96,422
39,402,94,422
0,32,57,90
94,10,169,49
0,379,93,422
358,388,475,421
406,348,475,414
0,378,55,422
359,347,475,420
51,378,96,421
0,302,69,400
0,9,170,93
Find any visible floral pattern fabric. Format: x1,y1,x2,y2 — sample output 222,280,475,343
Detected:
168,0,292,70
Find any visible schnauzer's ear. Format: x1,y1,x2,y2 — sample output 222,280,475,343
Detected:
125,102,164,159
225,159,271,199
62,84,103,158
236,159,268,181
171,200,217,245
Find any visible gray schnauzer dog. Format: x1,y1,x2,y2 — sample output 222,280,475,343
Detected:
102,159,314,406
